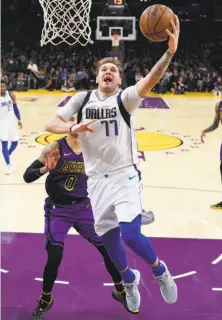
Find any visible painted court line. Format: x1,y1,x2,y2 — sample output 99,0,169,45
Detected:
212,288,222,292
211,254,222,265
0,269,9,273
35,278,69,285
104,271,197,286
172,271,197,279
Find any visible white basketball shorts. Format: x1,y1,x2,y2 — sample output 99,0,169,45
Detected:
0,121,19,141
87,165,142,236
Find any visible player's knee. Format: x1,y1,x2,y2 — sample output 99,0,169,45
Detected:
46,243,63,268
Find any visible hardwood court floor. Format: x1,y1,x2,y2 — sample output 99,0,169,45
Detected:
1,91,222,319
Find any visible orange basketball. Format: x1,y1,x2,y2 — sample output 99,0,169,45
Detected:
139,4,175,42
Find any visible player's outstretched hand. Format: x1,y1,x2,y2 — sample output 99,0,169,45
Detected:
165,15,180,54
200,131,206,143
43,149,60,173
70,120,96,134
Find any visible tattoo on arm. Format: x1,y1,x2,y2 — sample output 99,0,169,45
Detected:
38,141,59,163
153,50,174,80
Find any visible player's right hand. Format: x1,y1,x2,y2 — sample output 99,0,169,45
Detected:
18,121,22,129
165,15,180,54
42,149,60,173
70,120,96,134
200,131,206,143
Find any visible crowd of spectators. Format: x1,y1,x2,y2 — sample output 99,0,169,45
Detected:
1,39,222,95
2,0,222,95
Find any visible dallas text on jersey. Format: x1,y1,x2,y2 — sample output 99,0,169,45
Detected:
85,107,117,120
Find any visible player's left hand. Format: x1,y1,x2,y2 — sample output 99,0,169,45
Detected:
18,121,22,129
70,120,96,134
44,149,60,172
165,15,180,54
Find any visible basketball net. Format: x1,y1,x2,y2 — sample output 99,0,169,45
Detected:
39,0,93,46
111,34,120,48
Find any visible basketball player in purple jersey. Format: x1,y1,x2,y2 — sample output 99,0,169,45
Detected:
201,100,222,209
24,127,134,319
45,17,180,312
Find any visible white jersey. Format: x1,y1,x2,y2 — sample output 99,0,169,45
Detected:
56,86,144,177
0,91,19,141
0,91,13,122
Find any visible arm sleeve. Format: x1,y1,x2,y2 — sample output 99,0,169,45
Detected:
121,85,145,114
13,104,21,120
56,92,88,121
23,160,45,183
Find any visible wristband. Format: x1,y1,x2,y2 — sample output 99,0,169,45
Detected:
36,169,44,177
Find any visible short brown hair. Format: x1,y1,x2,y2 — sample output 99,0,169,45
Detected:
96,57,123,76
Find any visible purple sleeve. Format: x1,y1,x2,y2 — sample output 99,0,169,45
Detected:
13,104,21,120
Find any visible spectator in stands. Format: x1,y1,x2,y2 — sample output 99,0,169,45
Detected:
213,77,222,97
76,68,89,90
59,68,69,87
15,73,28,91
61,75,76,92
27,59,38,89
187,72,197,92
175,77,186,94
170,70,179,92
44,68,58,91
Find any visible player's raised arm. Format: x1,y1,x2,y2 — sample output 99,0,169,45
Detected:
23,141,60,183
136,15,180,98
201,102,220,143
45,92,87,133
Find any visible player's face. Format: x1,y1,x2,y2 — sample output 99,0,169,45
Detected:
96,63,121,93
0,84,6,96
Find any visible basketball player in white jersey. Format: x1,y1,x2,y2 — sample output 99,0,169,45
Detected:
45,17,180,313
0,81,22,174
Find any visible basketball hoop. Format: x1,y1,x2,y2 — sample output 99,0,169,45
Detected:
112,34,121,47
39,0,93,46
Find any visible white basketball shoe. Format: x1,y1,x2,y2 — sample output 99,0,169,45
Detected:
123,269,141,313
154,261,178,304
6,164,12,175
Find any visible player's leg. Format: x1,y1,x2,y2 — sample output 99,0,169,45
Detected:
8,123,19,160
211,146,222,209
8,141,18,156
72,199,135,313
1,140,11,174
30,201,71,320
114,168,177,304
87,179,141,313
1,141,10,165
119,216,177,303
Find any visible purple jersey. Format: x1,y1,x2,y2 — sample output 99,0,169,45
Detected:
219,101,222,123
45,137,88,204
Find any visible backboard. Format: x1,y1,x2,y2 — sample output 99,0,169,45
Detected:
96,16,136,41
